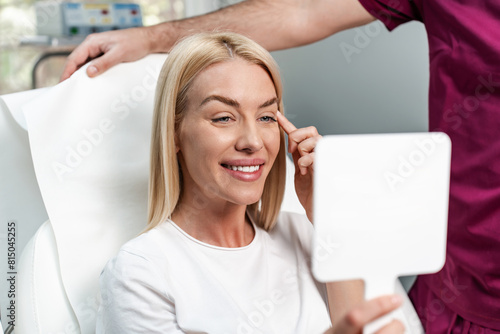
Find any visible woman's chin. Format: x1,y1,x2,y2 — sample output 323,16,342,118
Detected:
231,191,264,207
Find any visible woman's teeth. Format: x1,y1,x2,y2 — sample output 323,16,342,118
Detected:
225,165,261,172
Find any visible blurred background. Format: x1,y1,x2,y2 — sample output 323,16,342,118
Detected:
0,0,429,135
0,0,241,94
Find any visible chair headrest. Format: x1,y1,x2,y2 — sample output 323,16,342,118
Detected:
23,54,167,333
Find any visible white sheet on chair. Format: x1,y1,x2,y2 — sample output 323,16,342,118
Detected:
23,54,167,334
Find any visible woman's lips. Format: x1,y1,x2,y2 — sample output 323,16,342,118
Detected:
221,160,265,181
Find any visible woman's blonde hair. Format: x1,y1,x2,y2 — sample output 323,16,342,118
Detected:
146,31,286,232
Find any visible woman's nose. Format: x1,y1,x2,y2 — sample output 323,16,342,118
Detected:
235,123,264,153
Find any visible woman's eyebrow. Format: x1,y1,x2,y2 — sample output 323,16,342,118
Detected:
200,95,239,108
259,97,278,109
199,96,278,109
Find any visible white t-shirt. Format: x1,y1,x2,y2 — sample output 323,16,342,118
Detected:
96,211,332,334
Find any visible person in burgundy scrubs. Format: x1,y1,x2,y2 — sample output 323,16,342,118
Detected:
62,1,500,332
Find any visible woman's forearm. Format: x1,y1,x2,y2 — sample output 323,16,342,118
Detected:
326,279,365,325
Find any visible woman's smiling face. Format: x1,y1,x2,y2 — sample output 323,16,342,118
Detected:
176,57,281,208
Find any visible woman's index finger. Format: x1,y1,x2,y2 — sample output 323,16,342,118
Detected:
277,111,297,135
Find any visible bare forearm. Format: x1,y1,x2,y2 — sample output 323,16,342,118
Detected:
149,0,375,52
149,0,298,52
61,0,375,81
322,293,404,334
326,279,365,326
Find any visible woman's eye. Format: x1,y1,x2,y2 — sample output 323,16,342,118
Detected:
259,116,277,123
212,116,231,123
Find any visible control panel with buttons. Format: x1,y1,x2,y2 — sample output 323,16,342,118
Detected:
35,2,143,37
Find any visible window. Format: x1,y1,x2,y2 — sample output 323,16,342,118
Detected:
0,0,186,94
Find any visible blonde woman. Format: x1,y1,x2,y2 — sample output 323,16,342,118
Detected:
96,32,403,334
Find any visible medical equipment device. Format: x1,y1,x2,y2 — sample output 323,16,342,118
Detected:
35,2,142,37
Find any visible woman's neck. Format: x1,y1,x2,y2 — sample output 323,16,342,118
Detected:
171,200,255,248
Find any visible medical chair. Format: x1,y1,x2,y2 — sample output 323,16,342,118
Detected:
1,55,422,334
0,55,169,333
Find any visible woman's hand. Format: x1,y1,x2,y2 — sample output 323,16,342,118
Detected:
326,295,405,334
277,111,321,221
